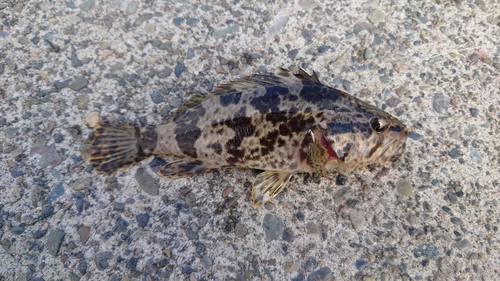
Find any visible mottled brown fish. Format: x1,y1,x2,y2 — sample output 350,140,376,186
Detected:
89,68,408,205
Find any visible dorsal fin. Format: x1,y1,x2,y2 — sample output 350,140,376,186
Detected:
294,67,320,82
170,93,213,120
170,67,320,119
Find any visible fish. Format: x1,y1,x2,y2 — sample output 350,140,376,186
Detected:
89,68,408,206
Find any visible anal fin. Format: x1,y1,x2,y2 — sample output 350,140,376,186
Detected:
252,171,292,206
158,160,215,178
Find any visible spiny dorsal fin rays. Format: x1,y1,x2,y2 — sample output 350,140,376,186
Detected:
172,67,321,120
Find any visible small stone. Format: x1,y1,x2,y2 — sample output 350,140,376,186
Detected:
385,97,401,107
285,261,296,272
69,76,88,91
186,18,199,26
368,10,384,24
47,229,65,256
5,127,19,138
79,0,94,11
150,91,164,104
301,29,314,41
173,17,184,25
364,48,374,59
187,48,195,59
174,63,185,77
222,186,234,198
335,174,348,185
67,14,81,25
318,46,332,53
115,217,129,232
41,205,54,219
135,168,159,196
9,168,23,178
450,217,464,225
12,225,26,235
45,184,65,202
469,108,479,117
379,76,390,83
54,79,70,90
212,25,239,38
448,148,461,159
396,180,413,197
235,224,247,238
306,222,320,235
36,145,63,168
349,210,365,231
408,132,423,140
469,53,479,63
282,227,294,242
126,1,138,14
136,214,149,228
95,252,113,270
342,80,351,91
432,93,450,114
73,94,89,109
307,267,332,281
216,65,228,74
78,259,88,275
413,243,439,259
9,183,24,202
263,213,284,242
470,148,482,162
201,255,213,269
157,67,172,78
32,228,48,239
71,49,82,67
288,49,299,60
355,259,369,270
85,112,100,127
453,239,470,252
353,22,377,34
78,226,90,244
185,229,199,240
70,177,92,191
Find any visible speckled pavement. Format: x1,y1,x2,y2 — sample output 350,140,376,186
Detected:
1,0,500,280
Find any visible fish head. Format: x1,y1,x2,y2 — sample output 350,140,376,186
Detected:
321,106,408,173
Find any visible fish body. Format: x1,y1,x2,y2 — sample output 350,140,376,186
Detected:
90,68,408,205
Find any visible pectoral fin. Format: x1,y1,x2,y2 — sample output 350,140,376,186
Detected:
158,160,215,178
307,142,334,180
252,171,293,206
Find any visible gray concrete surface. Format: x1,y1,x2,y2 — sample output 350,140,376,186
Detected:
1,0,500,280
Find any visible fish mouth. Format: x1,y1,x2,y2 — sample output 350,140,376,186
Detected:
379,130,408,164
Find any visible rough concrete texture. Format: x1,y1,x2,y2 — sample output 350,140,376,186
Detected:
1,0,500,280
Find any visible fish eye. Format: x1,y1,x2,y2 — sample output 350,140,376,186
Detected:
371,117,388,133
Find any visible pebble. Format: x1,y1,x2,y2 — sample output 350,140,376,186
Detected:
432,93,450,114
150,91,164,104
32,228,48,239
355,259,369,270
318,46,331,53
396,180,413,197
47,183,65,202
41,205,54,219
469,108,479,117
157,67,172,78
282,228,294,242
453,239,471,252
186,18,199,26
368,10,384,24
126,1,138,14
69,76,88,91
9,182,24,202
201,255,213,269
413,243,439,259
185,228,199,240
115,217,129,232
379,76,389,83
46,229,65,256
70,177,93,191
79,0,94,11
353,22,376,34
470,148,482,162
186,48,195,59
335,174,348,185
307,267,332,281
364,48,374,59
342,80,351,91
134,168,159,196
213,25,240,39
349,210,365,231
12,225,26,235
85,112,100,127
301,29,314,41
235,224,248,238
174,63,185,77
95,252,113,270
78,226,90,244
54,79,70,90
136,214,149,228
408,132,423,141
173,17,184,25
450,217,464,225
0,64,3,74
71,49,82,67
306,222,320,235
5,127,19,139
288,49,299,60
305,257,318,271
469,53,479,63
9,168,23,178
448,148,461,159
262,213,284,242
73,94,89,109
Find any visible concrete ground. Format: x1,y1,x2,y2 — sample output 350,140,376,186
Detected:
1,0,499,280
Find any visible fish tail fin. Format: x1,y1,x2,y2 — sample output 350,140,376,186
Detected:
89,121,147,173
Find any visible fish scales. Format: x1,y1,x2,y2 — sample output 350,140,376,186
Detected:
89,68,408,205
